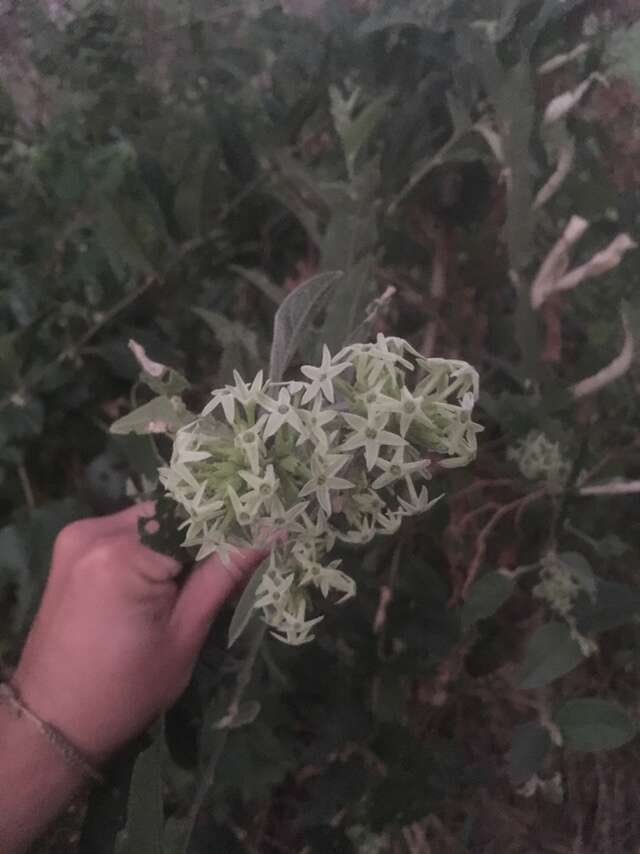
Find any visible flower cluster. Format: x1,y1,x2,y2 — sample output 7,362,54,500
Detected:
508,430,570,489
533,552,598,657
159,335,481,645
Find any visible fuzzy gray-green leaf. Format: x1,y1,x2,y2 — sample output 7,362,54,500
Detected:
116,742,164,854
110,396,191,436
516,621,583,690
269,271,344,382
461,571,515,630
554,698,637,752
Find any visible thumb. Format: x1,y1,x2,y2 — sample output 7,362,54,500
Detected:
170,546,267,661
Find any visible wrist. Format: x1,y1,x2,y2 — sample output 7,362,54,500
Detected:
0,694,85,786
0,693,88,854
9,664,110,769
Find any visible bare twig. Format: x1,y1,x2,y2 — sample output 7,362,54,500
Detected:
530,216,588,309
530,217,636,310
420,227,448,357
534,139,575,209
451,478,514,501
555,233,637,294
16,460,35,511
538,43,589,76
460,488,547,599
571,312,634,399
180,622,266,854
543,73,606,124
0,275,159,415
579,479,640,496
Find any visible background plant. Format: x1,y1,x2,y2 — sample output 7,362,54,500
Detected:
2,1,640,852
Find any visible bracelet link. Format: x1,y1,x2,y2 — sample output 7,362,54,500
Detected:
0,681,104,785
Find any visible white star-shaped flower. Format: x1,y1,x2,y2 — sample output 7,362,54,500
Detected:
261,388,305,439
337,518,377,544
397,478,443,516
238,464,280,511
254,570,295,618
375,509,403,536
258,496,309,536
269,605,324,646
296,396,338,448
202,369,270,423
375,386,437,436
299,452,355,514
299,559,356,603
339,411,405,470
227,483,259,527
300,345,350,404
233,414,267,474
372,446,429,489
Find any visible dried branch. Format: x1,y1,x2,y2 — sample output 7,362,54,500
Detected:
579,480,640,496
543,73,606,125
530,216,588,309
530,218,637,310
534,139,575,209
460,489,547,600
554,234,637,294
571,313,634,399
538,44,589,76
420,227,448,356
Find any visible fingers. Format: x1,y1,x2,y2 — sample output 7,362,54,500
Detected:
170,546,267,660
53,502,157,569
102,501,158,534
131,545,182,585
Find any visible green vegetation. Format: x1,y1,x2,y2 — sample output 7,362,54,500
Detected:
2,1,640,851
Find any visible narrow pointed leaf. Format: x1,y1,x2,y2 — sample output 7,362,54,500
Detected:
228,555,270,647
269,271,344,382
116,742,164,854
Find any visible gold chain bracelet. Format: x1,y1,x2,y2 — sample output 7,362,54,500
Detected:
0,680,104,785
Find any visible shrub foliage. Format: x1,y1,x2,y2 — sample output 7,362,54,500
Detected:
1,1,640,851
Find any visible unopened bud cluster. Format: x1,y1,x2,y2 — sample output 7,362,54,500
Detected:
159,335,481,644
508,431,570,489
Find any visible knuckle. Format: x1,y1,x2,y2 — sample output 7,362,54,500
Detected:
91,538,120,564
53,519,89,559
80,538,120,572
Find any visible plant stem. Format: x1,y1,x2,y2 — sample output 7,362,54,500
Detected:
179,620,267,854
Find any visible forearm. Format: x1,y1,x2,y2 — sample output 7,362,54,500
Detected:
0,702,86,854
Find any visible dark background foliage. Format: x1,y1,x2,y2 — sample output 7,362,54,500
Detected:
2,1,640,851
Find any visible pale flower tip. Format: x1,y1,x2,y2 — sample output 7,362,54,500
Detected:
128,339,167,378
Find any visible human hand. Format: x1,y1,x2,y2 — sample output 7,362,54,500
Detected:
11,502,266,764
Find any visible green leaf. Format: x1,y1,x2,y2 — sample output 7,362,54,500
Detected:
269,271,344,382
461,571,515,630
515,622,584,690
96,201,155,278
192,307,262,384
331,88,391,178
213,700,262,730
228,555,270,648
576,581,640,634
116,742,165,854
127,341,189,396
110,397,191,436
605,21,640,88
554,699,637,752
558,551,597,598
229,265,284,305
509,723,551,786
